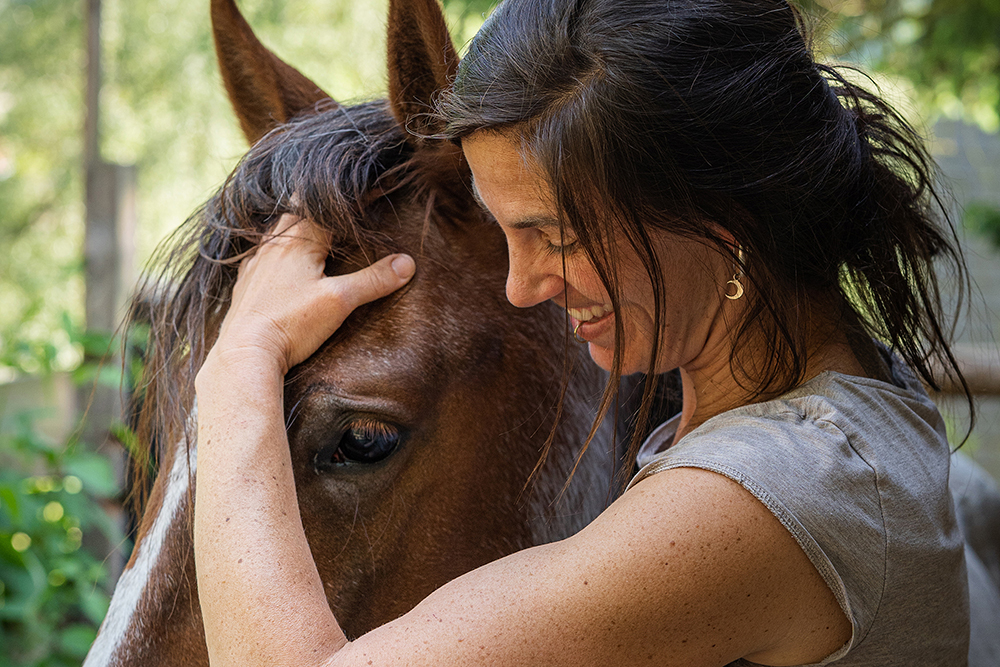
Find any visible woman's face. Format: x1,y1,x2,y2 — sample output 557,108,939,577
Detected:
462,132,729,376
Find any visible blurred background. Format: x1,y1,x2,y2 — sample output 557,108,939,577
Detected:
0,0,998,664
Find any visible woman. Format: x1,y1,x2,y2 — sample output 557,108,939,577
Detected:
194,0,971,664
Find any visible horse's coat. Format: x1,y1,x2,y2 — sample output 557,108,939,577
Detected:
84,437,196,666
82,1,641,665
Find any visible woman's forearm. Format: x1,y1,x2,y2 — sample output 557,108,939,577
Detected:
190,215,413,666
194,351,348,667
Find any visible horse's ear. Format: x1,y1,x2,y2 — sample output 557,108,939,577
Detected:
387,0,459,143
212,0,334,145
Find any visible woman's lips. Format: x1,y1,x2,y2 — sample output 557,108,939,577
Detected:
568,306,614,342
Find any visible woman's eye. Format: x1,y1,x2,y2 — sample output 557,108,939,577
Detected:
547,242,579,257
313,419,402,472
543,232,579,255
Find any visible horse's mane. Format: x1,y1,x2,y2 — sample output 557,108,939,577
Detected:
123,96,675,524
127,99,431,509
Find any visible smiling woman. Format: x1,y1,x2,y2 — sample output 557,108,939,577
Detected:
463,132,726,379
184,0,1000,665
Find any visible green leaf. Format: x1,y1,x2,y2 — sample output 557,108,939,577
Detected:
963,200,1000,249
0,486,20,522
62,452,119,499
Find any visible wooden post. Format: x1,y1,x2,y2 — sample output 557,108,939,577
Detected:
85,163,136,332
933,344,1000,396
85,0,101,168
82,0,136,590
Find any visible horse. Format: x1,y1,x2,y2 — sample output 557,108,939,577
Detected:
81,0,660,664
83,0,1000,664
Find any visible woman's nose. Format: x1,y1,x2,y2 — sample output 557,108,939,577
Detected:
505,244,563,308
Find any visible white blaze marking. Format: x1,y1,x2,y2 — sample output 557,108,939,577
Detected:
83,438,197,667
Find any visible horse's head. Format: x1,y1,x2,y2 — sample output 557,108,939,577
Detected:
84,1,624,665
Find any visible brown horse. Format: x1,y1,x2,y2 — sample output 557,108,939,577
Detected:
82,0,653,664
83,1,1000,663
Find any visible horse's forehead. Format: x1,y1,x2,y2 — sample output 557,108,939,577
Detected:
290,261,513,401
306,297,473,377
286,197,518,407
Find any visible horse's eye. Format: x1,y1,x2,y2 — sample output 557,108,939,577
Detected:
313,419,401,472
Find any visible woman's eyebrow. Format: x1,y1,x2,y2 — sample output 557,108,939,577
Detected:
507,215,560,230
470,177,560,230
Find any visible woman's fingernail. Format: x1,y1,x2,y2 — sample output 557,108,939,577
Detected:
391,254,416,279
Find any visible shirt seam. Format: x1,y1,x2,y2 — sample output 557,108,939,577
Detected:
814,416,889,651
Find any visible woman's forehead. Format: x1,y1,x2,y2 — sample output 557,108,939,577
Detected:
464,133,560,226
463,132,537,179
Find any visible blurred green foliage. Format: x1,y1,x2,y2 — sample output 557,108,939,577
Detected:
0,307,147,665
802,0,1000,132
0,0,86,379
963,201,1000,250
0,405,122,667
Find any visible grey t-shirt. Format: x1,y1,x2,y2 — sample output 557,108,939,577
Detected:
627,361,969,666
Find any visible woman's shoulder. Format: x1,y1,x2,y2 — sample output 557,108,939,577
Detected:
628,360,968,664
632,362,957,585
637,358,951,485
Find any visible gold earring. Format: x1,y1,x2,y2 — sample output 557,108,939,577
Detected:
724,245,745,301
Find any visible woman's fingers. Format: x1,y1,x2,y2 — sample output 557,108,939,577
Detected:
209,214,416,375
263,212,331,250
325,254,416,313
265,212,299,239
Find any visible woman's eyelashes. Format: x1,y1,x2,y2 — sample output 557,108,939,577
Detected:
545,240,579,255
542,229,579,255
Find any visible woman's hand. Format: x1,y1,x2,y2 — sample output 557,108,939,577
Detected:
204,213,416,377
194,214,415,666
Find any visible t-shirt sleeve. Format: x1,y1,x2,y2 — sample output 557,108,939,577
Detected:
627,399,887,661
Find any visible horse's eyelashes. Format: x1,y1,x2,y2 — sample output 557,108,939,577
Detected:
313,418,403,472
340,420,401,463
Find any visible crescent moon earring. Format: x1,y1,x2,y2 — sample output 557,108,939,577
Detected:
724,245,746,301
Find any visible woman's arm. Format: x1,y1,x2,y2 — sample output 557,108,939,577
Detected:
331,468,852,667
196,351,344,663
194,214,416,664
194,216,850,667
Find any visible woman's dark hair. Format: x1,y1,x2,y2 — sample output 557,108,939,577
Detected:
438,0,972,467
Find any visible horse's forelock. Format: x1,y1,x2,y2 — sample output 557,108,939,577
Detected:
228,100,415,241
129,99,431,519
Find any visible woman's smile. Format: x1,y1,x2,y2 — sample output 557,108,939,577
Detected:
565,302,613,324
566,304,614,343
462,132,731,377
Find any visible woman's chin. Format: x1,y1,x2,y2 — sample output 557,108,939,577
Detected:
586,344,614,372
585,343,650,376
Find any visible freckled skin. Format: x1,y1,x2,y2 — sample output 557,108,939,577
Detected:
185,0,863,665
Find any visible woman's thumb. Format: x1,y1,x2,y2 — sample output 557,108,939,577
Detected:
390,254,417,281
331,254,416,311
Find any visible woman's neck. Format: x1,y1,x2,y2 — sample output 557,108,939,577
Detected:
674,314,871,441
